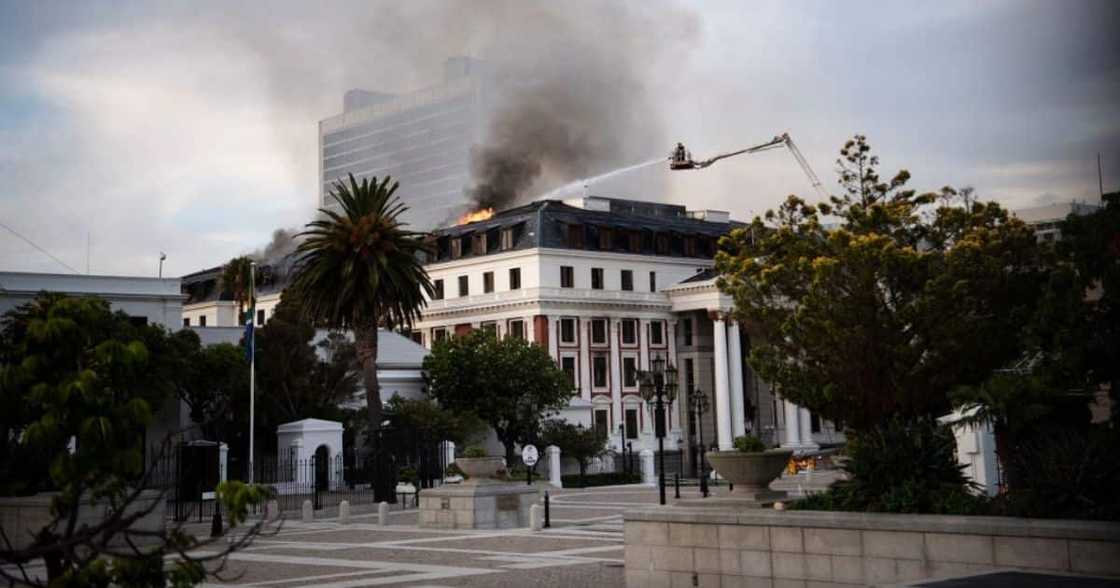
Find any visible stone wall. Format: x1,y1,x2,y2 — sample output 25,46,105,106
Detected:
0,490,166,551
624,507,1120,587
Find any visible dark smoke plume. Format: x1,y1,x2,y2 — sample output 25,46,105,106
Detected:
464,3,699,212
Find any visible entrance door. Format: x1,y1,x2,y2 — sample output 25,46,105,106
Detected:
314,445,330,492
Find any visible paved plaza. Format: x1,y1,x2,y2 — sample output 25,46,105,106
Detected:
197,484,691,588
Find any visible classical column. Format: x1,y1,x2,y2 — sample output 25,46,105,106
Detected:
799,407,818,450
638,319,650,370
578,319,592,403
728,321,746,438
712,312,733,451
547,315,559,359
609,319,623,440
783,399,801,447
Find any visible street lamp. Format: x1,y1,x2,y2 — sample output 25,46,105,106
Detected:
689,389,711,497
639,356,678,505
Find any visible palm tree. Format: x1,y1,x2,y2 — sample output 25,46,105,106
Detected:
288,174,433,435
221,255,256,323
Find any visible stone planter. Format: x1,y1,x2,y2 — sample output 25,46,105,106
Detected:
455,457,505,484
705,448,793,504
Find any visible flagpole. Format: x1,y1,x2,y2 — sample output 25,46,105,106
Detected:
249,262,256,484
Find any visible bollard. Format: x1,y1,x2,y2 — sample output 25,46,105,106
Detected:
339,500,350,525
302,499,313,522
674,473,680,499
378,501,389,526
544,492,551,529
266,499,280,521
529,504,544,531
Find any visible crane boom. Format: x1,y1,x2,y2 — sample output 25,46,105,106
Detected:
669,133,827,198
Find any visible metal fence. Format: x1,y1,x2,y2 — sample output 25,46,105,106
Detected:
145,432,451,522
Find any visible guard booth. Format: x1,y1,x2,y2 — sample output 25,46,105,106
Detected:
176,440,223,521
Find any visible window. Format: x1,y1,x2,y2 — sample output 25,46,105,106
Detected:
471,233,486,255
458,275,469,297
621,270,633,291
199,315,207,327
500,227,515,250
183,317,190,327
560,318,577,344
623,357,638,388
591,267,604,290
594,409,609,437
598,227,612,250
621,319,637,345
592,354,609,388
509,267,521,290
433,279,444,300
433,328,448,343
650,321,664,346
480,321,498,335
483,271,494,293
590,318,608,345
628,231,641,252
451,238,463,259
683,318,693,346
561,356,577,388
625,409,639,439
649,271,656,292
508,319,525,340
567,224,584,248
655,233,670,255
410,331,423,345
257,309,265,326
684,237,697,257
560,265,574,288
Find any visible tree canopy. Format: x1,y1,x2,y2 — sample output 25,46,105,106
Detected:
423,330,573,462
539,419,606,481
287,174,433,435
0,294,270,586
715,135,1042,432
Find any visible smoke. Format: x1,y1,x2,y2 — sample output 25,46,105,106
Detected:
250,228,301,283
464,3,700,211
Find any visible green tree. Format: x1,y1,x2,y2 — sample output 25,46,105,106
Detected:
0,294,270,586
387,396,485,447
715,135,1041,432
287,175,433,436
220,256,258,323
424,330,573,463
539,419,606,486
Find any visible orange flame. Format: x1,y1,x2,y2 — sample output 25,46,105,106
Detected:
457,208,495,225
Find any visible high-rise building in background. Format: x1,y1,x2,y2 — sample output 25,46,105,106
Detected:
318,57,492,230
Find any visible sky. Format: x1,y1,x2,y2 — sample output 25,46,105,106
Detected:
0,0,1117,277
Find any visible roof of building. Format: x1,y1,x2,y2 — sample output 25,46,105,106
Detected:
180,263,286,306
0,271,183,298
427,196,741,264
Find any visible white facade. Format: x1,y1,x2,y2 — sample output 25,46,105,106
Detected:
181,290,281,329
0,271,185,329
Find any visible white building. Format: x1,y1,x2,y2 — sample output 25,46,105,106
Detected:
180,265,283,328
0,271,185,328
412,196,840,469
318,56,493,230
0,270,189,451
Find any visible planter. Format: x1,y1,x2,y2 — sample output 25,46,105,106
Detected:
454,457,505,484
705,448,793,502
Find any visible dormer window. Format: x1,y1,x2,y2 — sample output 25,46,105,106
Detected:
500,227,515,250
451,238,463,259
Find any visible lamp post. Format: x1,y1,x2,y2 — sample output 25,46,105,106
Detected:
689,389,711,497
640,357,678,505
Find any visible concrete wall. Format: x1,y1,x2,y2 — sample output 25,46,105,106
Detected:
624,508,1120,587
0,490,166,551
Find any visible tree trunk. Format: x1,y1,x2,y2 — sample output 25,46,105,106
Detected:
355,325,382,436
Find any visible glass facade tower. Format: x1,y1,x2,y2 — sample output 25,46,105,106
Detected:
318,58,490,230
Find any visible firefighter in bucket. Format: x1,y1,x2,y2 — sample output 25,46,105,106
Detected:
669,142,695,170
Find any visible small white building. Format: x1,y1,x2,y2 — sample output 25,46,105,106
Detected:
0,270,189,451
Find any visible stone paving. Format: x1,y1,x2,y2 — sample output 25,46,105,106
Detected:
195,484,711,588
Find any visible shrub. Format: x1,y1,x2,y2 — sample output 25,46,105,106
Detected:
790,417,987,515
733,435,767,453
561,472,641,488
444,462,464,477
398,467,418,486
463,446,488,458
